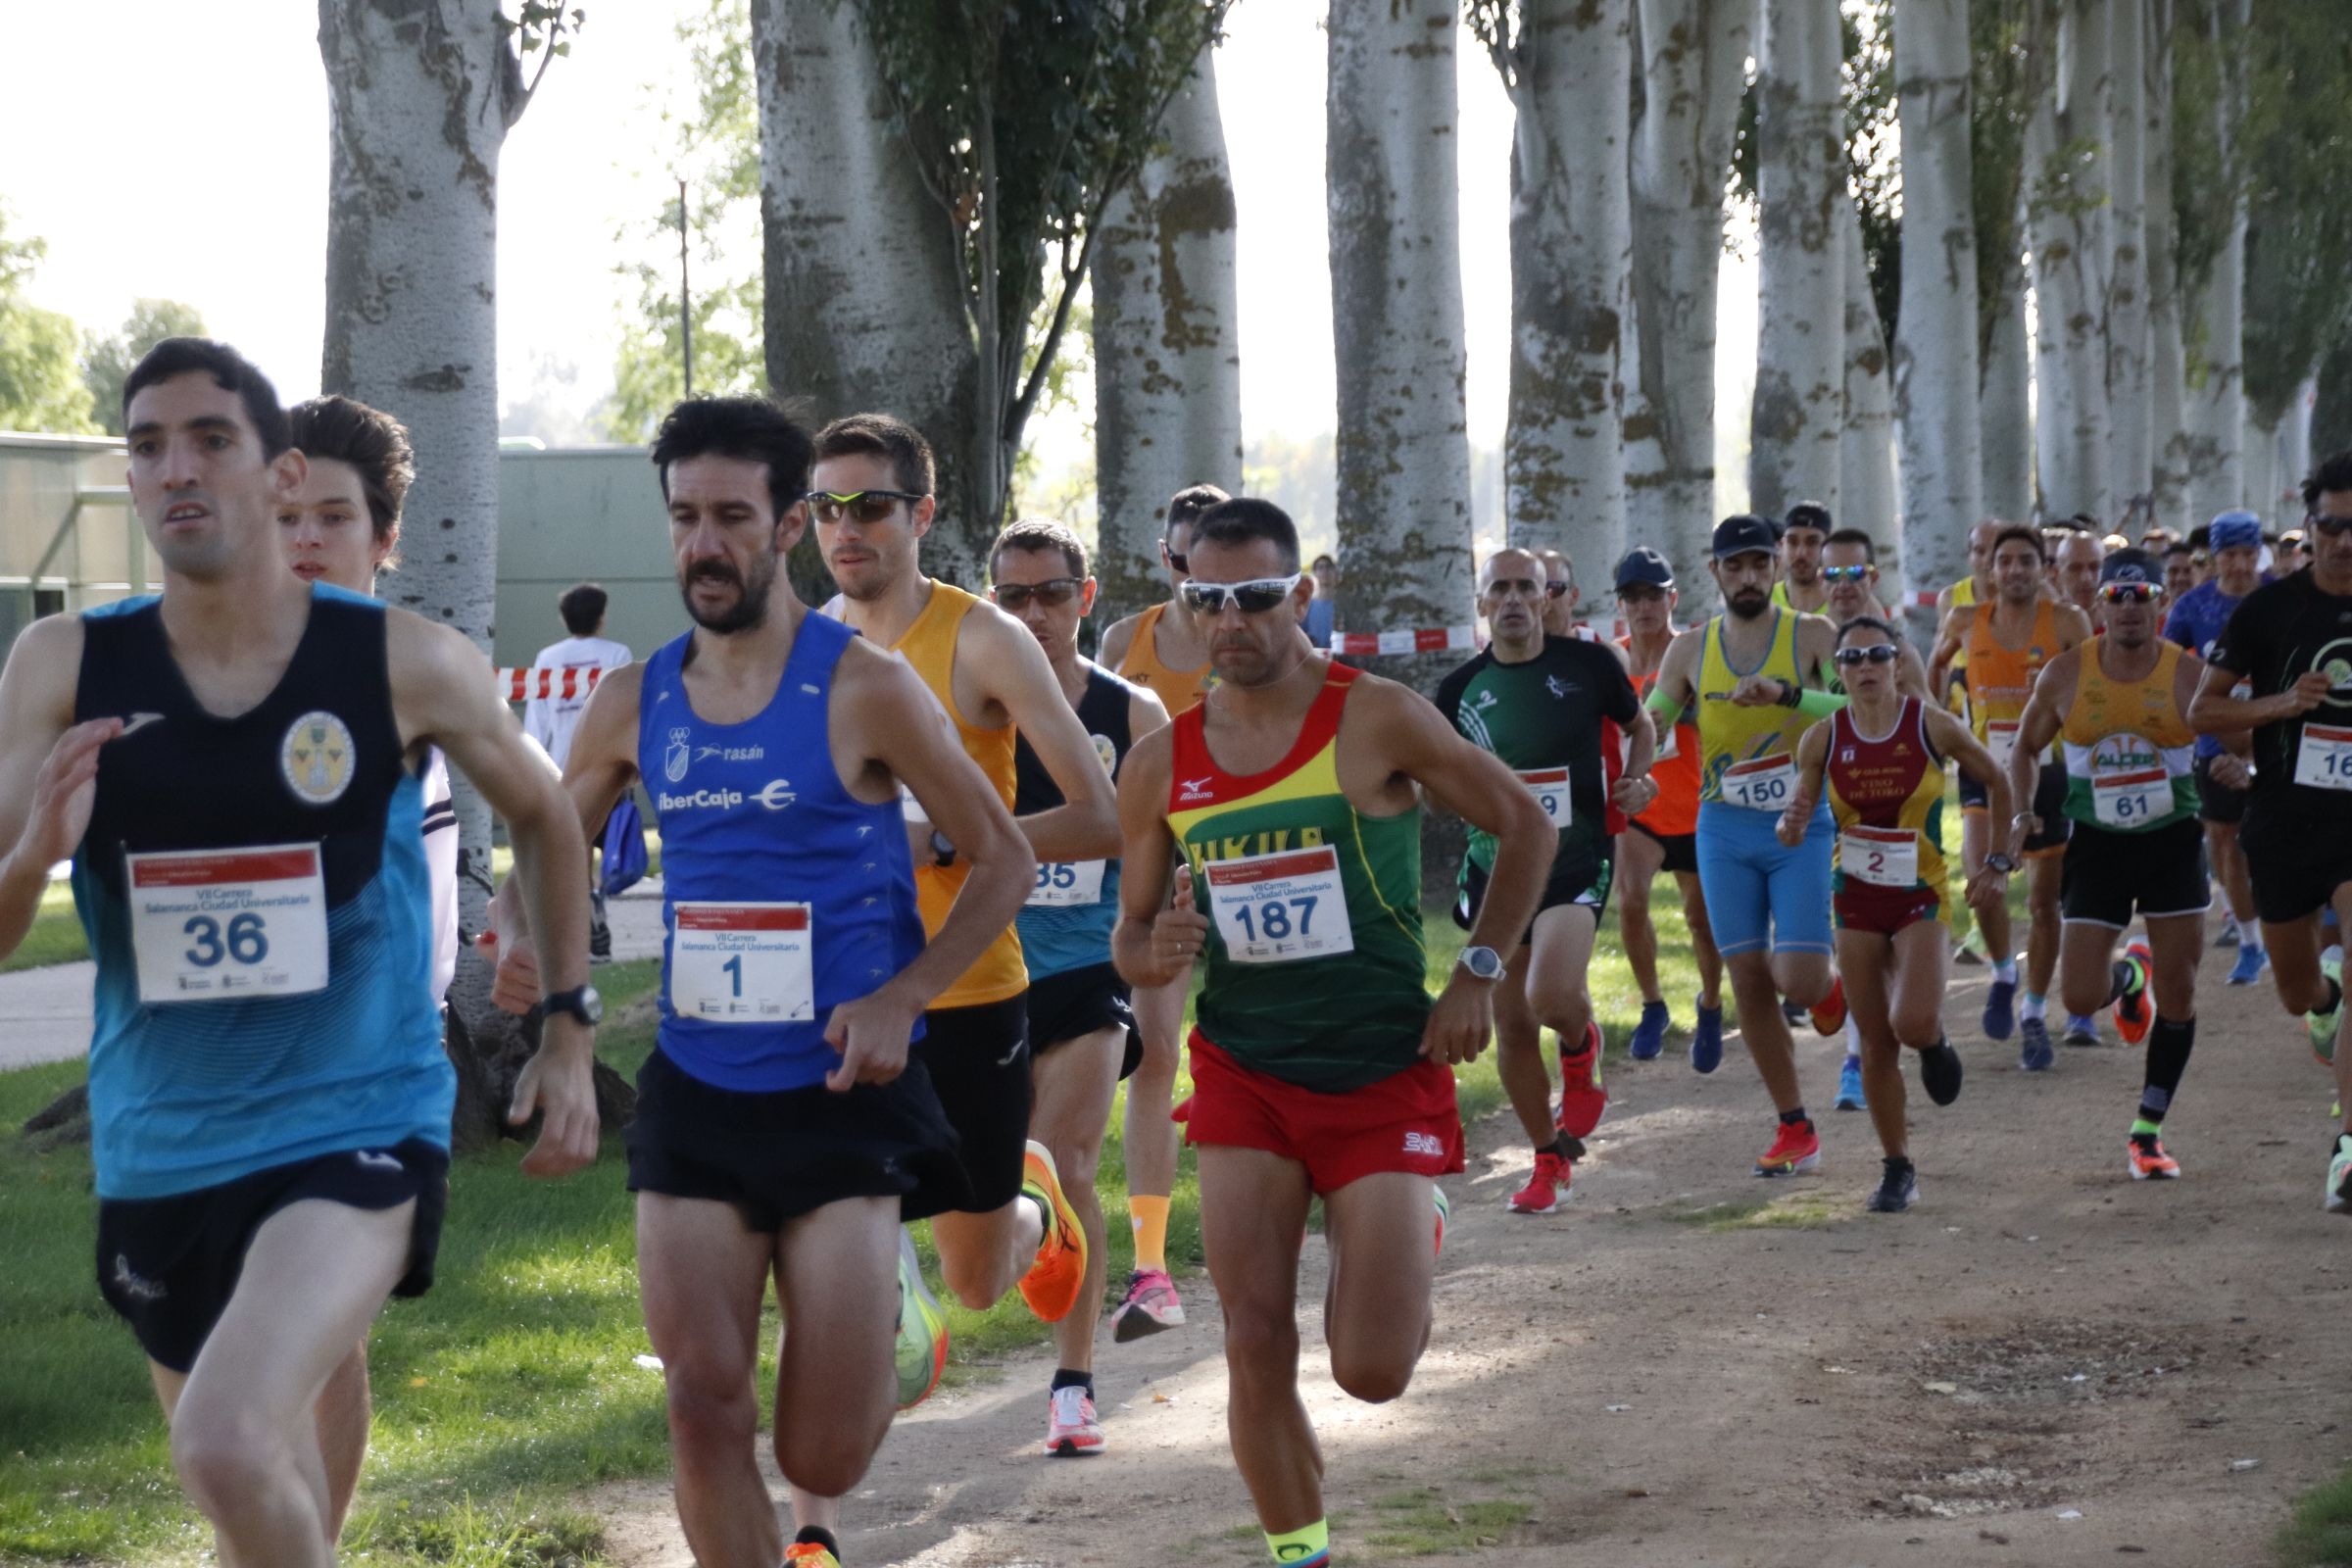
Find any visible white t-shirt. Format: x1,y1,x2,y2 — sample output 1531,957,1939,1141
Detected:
422,749,460,1004
521,635,631,770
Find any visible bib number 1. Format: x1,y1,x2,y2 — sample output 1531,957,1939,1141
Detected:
670,902,815,1023
2295,723,2352,792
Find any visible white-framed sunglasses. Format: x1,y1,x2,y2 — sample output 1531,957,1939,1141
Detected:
1178,574,1302,614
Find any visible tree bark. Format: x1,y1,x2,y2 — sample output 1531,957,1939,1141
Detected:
2180,0,2247,523
1092,47,1244,624
2029,0,2113,521
1630,0,1751,601
1327,0,1475,690
2145,0,2192,535
1839,206,1899,590
1980,206,2036,521
1749,0,1846,522
1892,0,1983,616
2104,0,2151,514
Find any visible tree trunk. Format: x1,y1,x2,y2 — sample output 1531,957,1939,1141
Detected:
752,0,985,587
2029,0,2113,522
2274,372,2318,527
1327,0,1475,692
2243,406,2280,528
2145,0,2191,535
1630,0,1751,602
1490,2,1634,583
1092,47,1244,624
1839,206,1899,591
2104,0,2150,514
1892,0,1982,620
2180,0,2247,524
2312,337,2352,470
1748,0,1846,522
1980,210,2035,522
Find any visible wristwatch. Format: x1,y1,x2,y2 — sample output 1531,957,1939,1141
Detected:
544,983,604,1026
929,829,956,867
1985,853,2019,875
1457,945,1506,982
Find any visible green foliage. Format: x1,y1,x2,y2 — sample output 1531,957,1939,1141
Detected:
80,299,207,437
0,206,97,436
1844,0,1899,346
1970,0,2053,361
2236,0,2352,424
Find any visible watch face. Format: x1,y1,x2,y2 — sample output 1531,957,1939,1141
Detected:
581,986,605,1024
1462,946,1505,980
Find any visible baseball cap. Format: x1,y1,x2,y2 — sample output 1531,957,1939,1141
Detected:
1712,514,1779,561
1784,500,1833,534
2209,511,2262,552
2099,548,2160,585
1615,546,1675,590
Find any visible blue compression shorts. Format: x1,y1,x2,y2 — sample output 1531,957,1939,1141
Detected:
1694,799,1836,958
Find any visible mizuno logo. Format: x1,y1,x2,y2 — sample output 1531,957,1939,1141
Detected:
1178,776,1215,801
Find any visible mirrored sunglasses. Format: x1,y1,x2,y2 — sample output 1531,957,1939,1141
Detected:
1179,575,1302,615
806,489,925,525
1832,644,1900,666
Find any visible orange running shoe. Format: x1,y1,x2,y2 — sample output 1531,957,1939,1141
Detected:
1754,1118,1822,1177
2126,1132,2180,1180
1554,1019,1609,1139
1808,975,1847,1037
1016,1140,1089,1323
782,1542,841,1567
2113,939,2154,1047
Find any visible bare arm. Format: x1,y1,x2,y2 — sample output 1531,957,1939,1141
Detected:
0,618,101,962
2002,651,2073,858
1897,643,1932,703
2055,604,2095,650
969,609,1121,860
1126,681,1171,744
1097,612,1142,675
1928,606,1967,697
1775,719,1834,846
2188,657,2330,736
2171,648,2252,770
1792,612,1840,688
1928,705,2017,905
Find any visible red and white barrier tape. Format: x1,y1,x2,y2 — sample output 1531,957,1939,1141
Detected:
497,666,605,702
1326,625,1479,657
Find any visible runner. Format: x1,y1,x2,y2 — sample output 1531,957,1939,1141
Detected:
520,582,634,960
1778,615,2006,1211
1929,525,2093,1068
2164,513,2270,984
2187,451,2352,1210
1437,548,1655,1213
1613,547,1725,1070
810,412,1116,1332
2008,549,2231,1183
2163,540,2200,604
987,517,1170,1454
1644,514,1849,1179
1934,518,2002,628
0,337,597,1566
1112,497,1555,1568
1772,501,1833,614
493,395,1028,1568
1098,480,1229,1340
2055,528,2106,615
1535,546,1581,636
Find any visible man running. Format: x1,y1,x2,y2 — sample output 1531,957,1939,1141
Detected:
1114,497,1553,1568
2187,452,2352,1210
2055,529,2107,615
0,338,596,1567
812,414,1118,1336
1437,548,1655,1213
1773,501,1833,614
1780,615,2006,1211
2165,512,2271,983
1645,515,1848,1177
1614,547,1725,1068
2009,549,2231,1183
1536,546,1581,636
988,517,1171,1455
1931,526,2092,1067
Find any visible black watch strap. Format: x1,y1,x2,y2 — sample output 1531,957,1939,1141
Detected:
544,984,603,1026
929,829,956,867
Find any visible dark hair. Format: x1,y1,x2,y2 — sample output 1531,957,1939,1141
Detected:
1192,497,1299,571
2163,540,2193,559
1990,523,2045,563
123,337,291,458
2185,524,2211,552
1836,613,1901,647
651,396,814,522
1784,501,1833,534
1312,553,1337,570
559,583,609,636
1163,483,1231,539
991,517,1087,578
811,411,934,497
286,395,414,552
2303,450,2352,509
1824,527,1875,561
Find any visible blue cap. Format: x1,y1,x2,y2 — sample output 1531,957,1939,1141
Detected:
1712,514,1779,561
2100,548,2160,585
2209,511,2262,552
1615,546,1675,589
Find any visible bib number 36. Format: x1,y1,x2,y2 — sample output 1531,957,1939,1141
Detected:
126,844,329,1004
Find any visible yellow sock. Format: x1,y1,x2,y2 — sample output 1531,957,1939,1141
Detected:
1128,1194,1170,1273
1265,1519,1330,1564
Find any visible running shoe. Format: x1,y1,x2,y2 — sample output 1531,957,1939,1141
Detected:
1982,974,2017,1042
1753,1118,1821,1178
2020,1015,2054,1072
2218,912,2240,948
1867,1158,1918,1213
2313,949,2345,1066
2127,1133,2180,1181
1554,1020,1608,1139
1920,1039,1964,1106
1110,1266,1185,1343
1016,1141,1089,1323
2228,945,2269,986
1044,1384,1104,1456
1629,998,1670,1061
2113,940,2154,1046
1782,999,1808,1028
2063,1013,2102,1049
1808,976,1847,1037
895,1228,949,1411
783,1540,841,1567
1506,1150,1572,1214
1690,997,1725,1074
2328,1134,2352,1215
1835,1055,1866,1111
1433,1184,1450,1256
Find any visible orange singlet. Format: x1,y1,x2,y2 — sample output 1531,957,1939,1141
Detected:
1623,649,1701,838
1116,601,1213,712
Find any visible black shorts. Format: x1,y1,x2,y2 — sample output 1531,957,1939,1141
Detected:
1626,817,1698,875
2059,815,2211,928
1454,851,1613,944
1963,760,2071,855
2241,801,2352,925
2193,754,2249,825
627,1047,968,1229
95,1138,450,1374
915,994,1034,1211
1025,963,1144,1080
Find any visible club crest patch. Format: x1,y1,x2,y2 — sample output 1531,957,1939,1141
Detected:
1092,733,1118,773
664,727,692,783
281,711,356,805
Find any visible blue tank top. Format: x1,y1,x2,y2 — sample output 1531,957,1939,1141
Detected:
639,612,926,1092
1012,664,1134,979
73,587,450,1200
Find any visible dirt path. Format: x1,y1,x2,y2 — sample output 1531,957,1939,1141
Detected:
596,935,2351,1567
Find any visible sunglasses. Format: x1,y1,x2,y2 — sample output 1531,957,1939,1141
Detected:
1821,564,1872,583
1163,544,1189,572
2314,515,2352,538
1832,644,1900,666
1179,575,1302,615
991,577,1084,611
2095,582,2158,604
806,489,926,525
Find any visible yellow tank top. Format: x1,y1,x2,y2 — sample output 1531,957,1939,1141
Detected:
893,580,1027,1006
1116,602,1213,712
1694,610,1814,805
2059,640,2198,831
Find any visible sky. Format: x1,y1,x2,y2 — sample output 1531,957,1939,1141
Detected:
0,1,1757,499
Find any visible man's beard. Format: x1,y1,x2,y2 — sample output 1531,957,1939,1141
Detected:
1725,588,1770,619
681,553,775,633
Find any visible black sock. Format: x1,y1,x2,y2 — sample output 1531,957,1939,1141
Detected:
794,1525,840,1555
2109,957,2139,1005
1540,1133,1585,1161
1884,1154,1913,1173
2138,1015,2195,1124
2326,978,2345,1017
1780,1106,1810,1127
1051,1367,1093,1395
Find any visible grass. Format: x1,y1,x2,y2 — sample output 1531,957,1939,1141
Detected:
3,882,89,974
2280,1469,2352,1568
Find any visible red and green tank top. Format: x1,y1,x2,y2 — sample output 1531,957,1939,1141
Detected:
1165,662,1428,1091
1824,698,1948,897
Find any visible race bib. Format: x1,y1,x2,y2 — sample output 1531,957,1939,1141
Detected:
2294,723,2352,792
1028,859,1106,907
127,844,329,1004
2090,766,2168,826
1516,767,1573,829
669,903,814,1023
1984,719,2022,771
1201,846,1355,965
1838,824,1918,889
1721,755,1796,811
